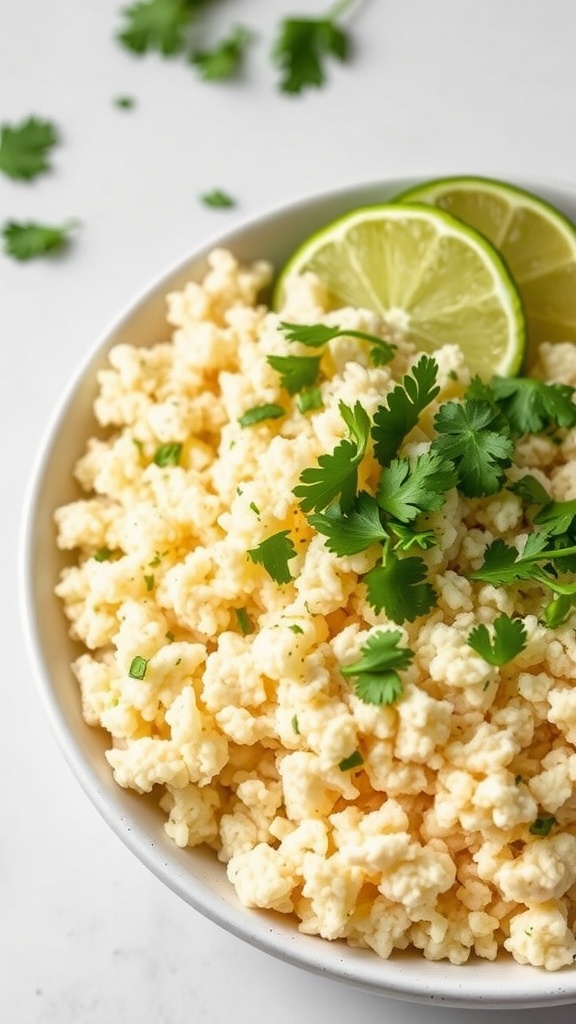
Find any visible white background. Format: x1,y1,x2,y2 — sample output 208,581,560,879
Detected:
3,0,576,1020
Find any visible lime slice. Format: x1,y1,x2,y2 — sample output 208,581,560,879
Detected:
274,203,525,377
396,176,576,365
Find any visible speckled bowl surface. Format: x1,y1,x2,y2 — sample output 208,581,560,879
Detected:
21,176,576,1009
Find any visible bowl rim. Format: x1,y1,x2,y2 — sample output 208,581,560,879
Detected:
19,172,576,1009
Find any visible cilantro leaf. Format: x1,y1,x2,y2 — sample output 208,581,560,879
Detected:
432,398,513,497
201,188,235,208
340,628,414,705
372,355,440,466
271,12,350,94
190,25,252,80
467,614,528,666
376,450,457,523
247,530,296,584
509,474,552,507
534,498,576,538
293,401,370,512
2,219,77,261
0,116,59,180
487,376,576,437
308,491,387,556
238,404,285,428
267,354,321,394
279,320,395,363
117,0,201,55
364,548,436,624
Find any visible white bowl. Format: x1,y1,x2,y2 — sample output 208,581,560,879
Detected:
21,176,576,1009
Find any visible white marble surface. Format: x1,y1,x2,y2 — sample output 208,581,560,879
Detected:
4,0,576,1019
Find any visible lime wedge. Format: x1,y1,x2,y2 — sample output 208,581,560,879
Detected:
395,176,576,366
274,203,525,378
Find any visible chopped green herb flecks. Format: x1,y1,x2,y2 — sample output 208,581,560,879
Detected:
94,547,113,562
529,815,556,837
201,188,235,208
239,403,285,428
235,607,254,635
153,442,182,466
128,655,148,680
338,750,364,771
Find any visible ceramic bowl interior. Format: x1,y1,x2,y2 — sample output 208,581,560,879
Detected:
21,176,576,1008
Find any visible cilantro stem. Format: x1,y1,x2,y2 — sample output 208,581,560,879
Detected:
329,0,361,19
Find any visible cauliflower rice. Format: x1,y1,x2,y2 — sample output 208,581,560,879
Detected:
54,248,576,970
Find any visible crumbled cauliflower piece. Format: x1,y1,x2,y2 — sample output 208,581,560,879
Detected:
505,902,576,970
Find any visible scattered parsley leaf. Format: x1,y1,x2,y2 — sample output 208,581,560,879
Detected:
249,501,260,515
247,530,296,584
238,403,285,428
297,387,323,414
267,354,322,394
114,95,137,109
293,400,370,512
372,355,440,466
364,548,436,624
191,24,252,80
2,219,77,261
279,320,395,363
234,607,254,635
144,574,155,591
376,450,457,523
153,442,182,466
487,376,576,437
291,714,300,734
529,815,556,837
0,116,59,180
288,623,304,634
340,628,414,705
128,655,148,679
432,398,513,497
200,188,235,208
338,750,364,771
93,548,113,562
467,614,528,666
308,491,387,556
117,0,201,55
271,5,351,94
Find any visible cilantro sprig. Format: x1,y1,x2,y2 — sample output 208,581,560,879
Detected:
467,614,528,666
432,397,513,497
341,629,414,705
364,545,437,624
190,25,252,80
117,0,205,56
279,320,396,366
0,116,59,181
371,355,440,465
375,451,457,523
2,219,77,261
271,1,354,95
294,401,370,512
483,376,576,437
